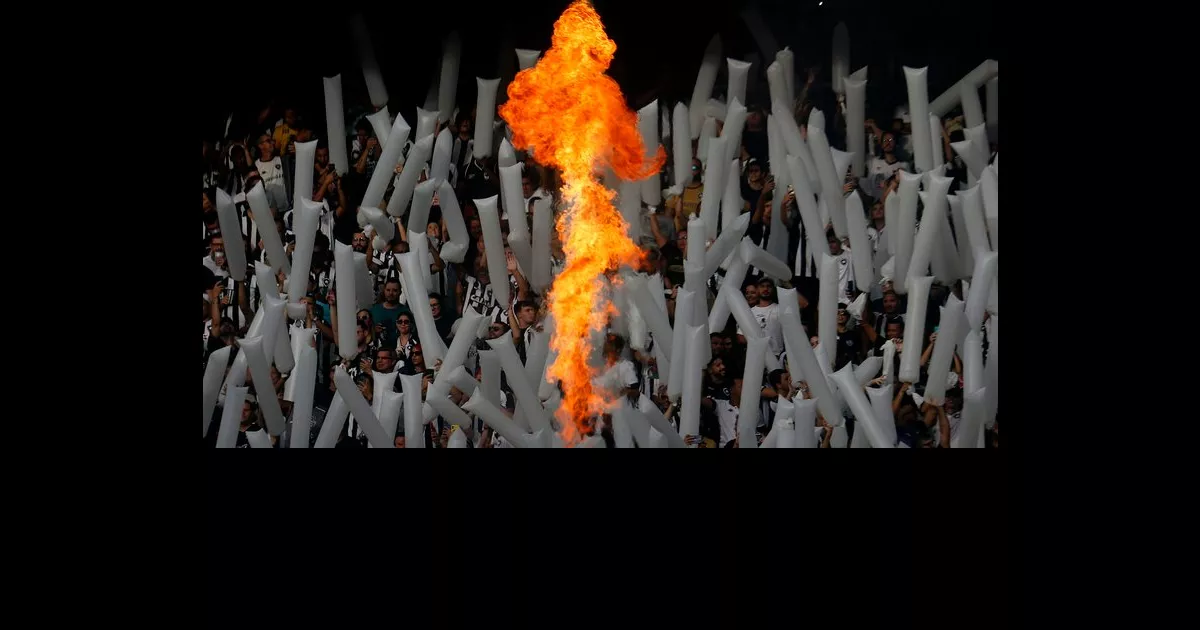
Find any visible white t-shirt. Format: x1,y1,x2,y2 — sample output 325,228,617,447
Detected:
596,359,639,395
866,224,885,255
867,157,908,199
749,303,785,357
716,398,738,448
256,156,288,211
203,255,229,279
515,187,550,222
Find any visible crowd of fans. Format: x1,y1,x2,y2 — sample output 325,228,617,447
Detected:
202,58,998,449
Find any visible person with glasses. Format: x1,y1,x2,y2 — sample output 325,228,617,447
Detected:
429,292,457,346
393,315,419,365
400,344,428,377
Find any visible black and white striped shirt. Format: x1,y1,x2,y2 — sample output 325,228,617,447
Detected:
462,276,506,324
237,202,259,259
282,201,335,251
217,274,259,328
373,248,398,294
794,224,819,279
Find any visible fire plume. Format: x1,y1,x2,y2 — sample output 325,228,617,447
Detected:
499,0,666,444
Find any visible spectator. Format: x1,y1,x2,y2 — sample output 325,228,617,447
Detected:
864,123,909,202
458,256,506,323
222,142,255,198
203,34,997,449
393,314,420,366
429,292,458,346
702,356,735,448
741,104,768,165
370,279,410,347
752,277,785,357
826,227,855,301
254,132,288,213
350,121,379,180
865,197,886,257
520,169,549,222
598,334,639,405
451,114,473,188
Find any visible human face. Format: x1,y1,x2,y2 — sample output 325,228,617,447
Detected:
257,134,274,160
882,292,898,313
210,237,226,268
396,316,413,336
828,236,842,255
777,372,793,398
710,358,726,381
356,323,367,345
518,305,537,327
881,133,896,154
487,323,505,340
522,177,533,198
315,147,329,169
375,350,394,373
352,233,368,253
747,164,763,183
886,323,902,340
429,297,442,319
744,284,758,305
837,309,848,326
757,280,774,304
394,435,406,448
411,349,425,370
383,282,400,305
871,203,885,222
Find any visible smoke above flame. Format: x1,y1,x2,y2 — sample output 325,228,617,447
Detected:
499,0,665,444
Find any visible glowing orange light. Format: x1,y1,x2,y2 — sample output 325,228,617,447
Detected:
500,0,666,445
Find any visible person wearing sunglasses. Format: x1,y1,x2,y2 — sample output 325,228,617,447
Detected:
399,344,427,376
393,315,419,365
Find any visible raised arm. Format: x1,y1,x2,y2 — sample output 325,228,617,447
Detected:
920,332,936,367
892,381,910,415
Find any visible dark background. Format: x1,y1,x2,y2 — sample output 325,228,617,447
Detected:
201,0,997,142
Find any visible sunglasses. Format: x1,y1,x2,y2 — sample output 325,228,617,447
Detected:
398,320,412,326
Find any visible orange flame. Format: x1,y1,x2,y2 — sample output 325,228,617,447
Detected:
500,0,666,445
